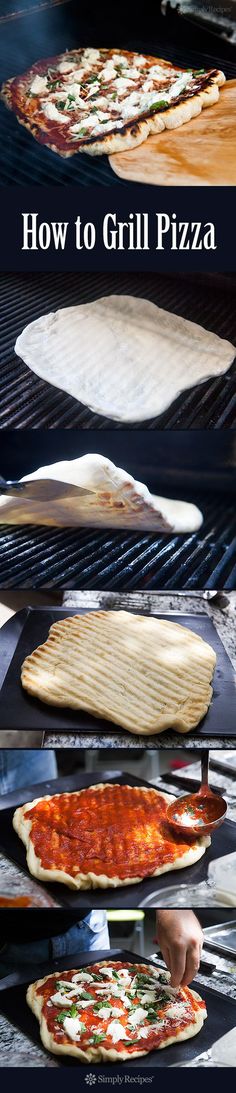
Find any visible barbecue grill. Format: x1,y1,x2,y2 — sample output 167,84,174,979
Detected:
0,1,235,186
1,272,236,429
0,431,235,589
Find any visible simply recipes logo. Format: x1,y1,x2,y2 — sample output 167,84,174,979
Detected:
84,1076,155,1085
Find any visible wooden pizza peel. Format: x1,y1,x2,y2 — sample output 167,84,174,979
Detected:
109,79,236,186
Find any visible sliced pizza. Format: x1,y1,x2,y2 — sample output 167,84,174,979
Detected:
27,960,207,1061
20,610,216,735
12,783,210,889
1,47,225,157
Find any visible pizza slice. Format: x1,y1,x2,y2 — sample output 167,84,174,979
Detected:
1,47,225,157
27,960,207,1060
12,783,210,889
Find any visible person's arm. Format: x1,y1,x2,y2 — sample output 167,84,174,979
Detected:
155,910,203,987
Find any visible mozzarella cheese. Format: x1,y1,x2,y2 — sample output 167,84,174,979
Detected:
83,48,101,64
63,1015,83,1041
51,990,79,1006
96,1005,122,1019
114,77,134,91
137,991,157,1004
58,60,75,74
31,75,48,95
99,967,116,979
164,1002,188,1019
71,972,94,984
128,1007,147,1028
106,1020,131,1044
100,62,117,81
43,101,69,124
116,970,132,985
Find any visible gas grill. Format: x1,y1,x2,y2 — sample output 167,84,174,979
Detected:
0,1,235,186
1,272,236,429
0,425,235,589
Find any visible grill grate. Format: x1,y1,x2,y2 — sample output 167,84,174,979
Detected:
0,3,235,186
1,272,236,429
0,496,235,589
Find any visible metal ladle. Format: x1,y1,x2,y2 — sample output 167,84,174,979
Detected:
166,752,227,837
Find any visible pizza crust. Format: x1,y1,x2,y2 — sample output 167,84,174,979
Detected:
0,452,202,533
20,610,216,735
13,783,210,889
26,962,207,1061
1,49,225,158
15,296,235,424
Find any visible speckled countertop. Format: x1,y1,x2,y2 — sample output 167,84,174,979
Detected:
42,591,236,750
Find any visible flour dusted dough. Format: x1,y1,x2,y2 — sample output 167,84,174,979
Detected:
15,296,235,422
12,784,210,889
21,610,216,734
26,961,207,1062
0,453,202,532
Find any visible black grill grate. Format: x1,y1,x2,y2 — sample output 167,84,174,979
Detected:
0,496,235,589
1,272,236,429
0,3,235,186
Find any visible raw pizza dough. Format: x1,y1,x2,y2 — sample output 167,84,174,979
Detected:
0,453,202,532
21,609,216,734
1,47,225,157
26,960,207,1061
12,783,210,890
15,296,235,422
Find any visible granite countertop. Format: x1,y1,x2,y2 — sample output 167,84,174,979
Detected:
42,591,236,750
1,948,235,1068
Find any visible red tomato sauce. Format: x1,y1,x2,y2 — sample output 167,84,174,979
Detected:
26,785,202,879
36,961,205,1054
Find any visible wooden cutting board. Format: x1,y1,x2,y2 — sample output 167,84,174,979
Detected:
109,79,236,186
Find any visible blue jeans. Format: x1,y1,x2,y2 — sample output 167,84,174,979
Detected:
0,912,110,977
0,749,57,794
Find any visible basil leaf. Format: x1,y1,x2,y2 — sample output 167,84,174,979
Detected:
149,100,168,112
92,1033,106,1043
93,1001,111,1011
56,1003,80,1023
47,79,62,90
56,100,66,110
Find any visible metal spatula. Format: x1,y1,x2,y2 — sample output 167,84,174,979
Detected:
0,476,93,502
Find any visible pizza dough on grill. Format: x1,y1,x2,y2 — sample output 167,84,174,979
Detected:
12,783,210,889
0,453,202,532
21,610,216,734
15,296,235,422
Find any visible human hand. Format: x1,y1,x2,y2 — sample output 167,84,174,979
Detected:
155,910,203,988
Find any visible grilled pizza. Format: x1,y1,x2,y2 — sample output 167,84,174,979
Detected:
27,960,207,1061
1,47,225,157
12,783,210,889
20,610,216,735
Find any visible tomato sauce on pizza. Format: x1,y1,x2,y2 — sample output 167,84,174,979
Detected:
23,783,207,881
32,961,207,1057
2,48,224,157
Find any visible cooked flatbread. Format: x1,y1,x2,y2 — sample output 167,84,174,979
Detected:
27,961,207,1061
21,610,216,734
1,47,225,157
15,296,235,423
12,783,210,889
0,453,202,532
